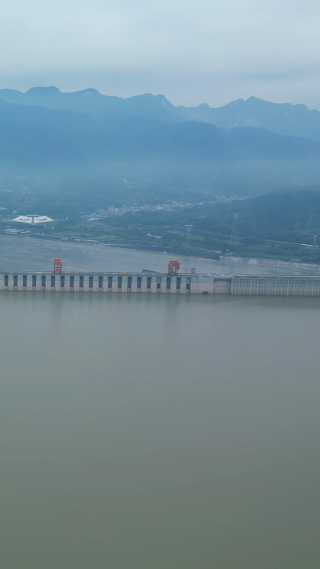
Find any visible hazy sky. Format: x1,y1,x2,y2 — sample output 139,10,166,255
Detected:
1,0,320,108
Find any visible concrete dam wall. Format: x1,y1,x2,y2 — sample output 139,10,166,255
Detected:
0,272,222,294
231,276,320,296
1,272,320,296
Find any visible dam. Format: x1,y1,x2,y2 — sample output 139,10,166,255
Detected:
1,257,320,296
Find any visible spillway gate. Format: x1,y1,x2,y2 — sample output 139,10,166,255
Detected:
1,272,320,296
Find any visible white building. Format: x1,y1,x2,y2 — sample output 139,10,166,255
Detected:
12,215,54,224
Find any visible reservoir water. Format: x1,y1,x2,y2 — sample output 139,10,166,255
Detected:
0,234,319,275
1,237,320,569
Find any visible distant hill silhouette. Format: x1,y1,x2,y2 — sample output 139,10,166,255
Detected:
0,99,319,163
1,94,320,197
176,97,320,141
0,87,178,123
1,87,320,141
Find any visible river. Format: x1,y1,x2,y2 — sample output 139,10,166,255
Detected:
0,237,320,569
0,234,318,275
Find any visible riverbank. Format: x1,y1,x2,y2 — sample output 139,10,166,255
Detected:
0,233,318,278
3,231,320,270
1,230,221,259
220,255,320,271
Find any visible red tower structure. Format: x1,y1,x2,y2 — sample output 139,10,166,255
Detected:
53,258,62,275
168,260,180,276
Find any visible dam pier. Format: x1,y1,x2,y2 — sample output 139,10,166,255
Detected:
1,258,320,296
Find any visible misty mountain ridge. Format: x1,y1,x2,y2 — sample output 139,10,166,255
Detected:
1,86,320,141
1,90,320,198
0,99,319,165
0,87,178,124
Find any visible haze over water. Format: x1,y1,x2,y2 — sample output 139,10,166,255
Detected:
1,238,320,569
0,234,318,275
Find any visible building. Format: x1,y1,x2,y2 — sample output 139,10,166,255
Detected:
12,215,53,224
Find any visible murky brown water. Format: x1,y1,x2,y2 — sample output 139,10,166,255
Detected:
1,289,320,569
0,234,317,275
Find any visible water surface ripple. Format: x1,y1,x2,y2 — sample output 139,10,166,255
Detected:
1,292,320,569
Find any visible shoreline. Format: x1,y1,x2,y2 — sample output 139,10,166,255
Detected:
219,254,320,272
2,231,320,270
2,231,221,261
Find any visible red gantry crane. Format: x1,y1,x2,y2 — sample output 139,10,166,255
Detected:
168,260,180,276
53,258,62,275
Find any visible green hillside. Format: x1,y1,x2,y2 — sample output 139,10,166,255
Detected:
3,187,316,264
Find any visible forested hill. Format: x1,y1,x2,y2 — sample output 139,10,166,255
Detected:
135,187,320,244
40,187,320,263
1,99,320,196
88,187,320,262
1,87,320,141
1,101,319,163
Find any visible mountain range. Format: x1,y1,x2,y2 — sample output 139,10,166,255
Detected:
1,87,320,199
1,86,320,140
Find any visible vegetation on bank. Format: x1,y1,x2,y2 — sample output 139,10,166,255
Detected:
1,187,320,264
